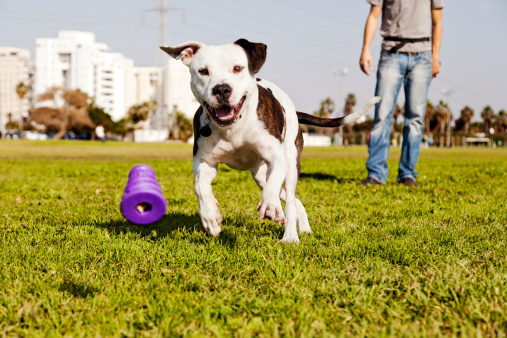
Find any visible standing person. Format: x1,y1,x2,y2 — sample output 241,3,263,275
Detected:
95,123,106,142
357,0,443,187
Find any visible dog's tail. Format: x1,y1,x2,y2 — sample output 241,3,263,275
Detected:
297,96,381,127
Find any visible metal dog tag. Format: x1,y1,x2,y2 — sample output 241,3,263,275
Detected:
199,126,212,137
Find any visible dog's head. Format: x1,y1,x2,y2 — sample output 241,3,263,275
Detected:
161,39,267,127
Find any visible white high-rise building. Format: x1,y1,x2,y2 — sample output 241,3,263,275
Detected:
130,62,197,131
132,62,198,121
0,47,32,133
33,30,198,136
123,58,136,118
133,66,163,105
35,31,129,121
163,58,198,120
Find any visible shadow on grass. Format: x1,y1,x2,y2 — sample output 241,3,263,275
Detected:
299,172,355,184
59,280,98,298
96,212,201,240
95,211,285,248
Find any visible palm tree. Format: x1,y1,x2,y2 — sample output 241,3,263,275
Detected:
128,101,157,125
459,105,474,134
496,109,507,134
424,100,434,133
343,93,356,115
343,93,356,133
313,97,335,135
432,100,450,134
15,81,30,131
480,105,495,134
391,103,404,134
314,97,335,118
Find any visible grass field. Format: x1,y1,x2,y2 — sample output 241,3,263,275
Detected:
1,141,506,337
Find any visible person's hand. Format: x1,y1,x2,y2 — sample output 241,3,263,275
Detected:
360,49,373,76
432,58,440,78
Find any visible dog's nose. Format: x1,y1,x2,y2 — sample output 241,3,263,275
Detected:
212,84,232,100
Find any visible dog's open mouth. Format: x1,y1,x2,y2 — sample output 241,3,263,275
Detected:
203,96,246,126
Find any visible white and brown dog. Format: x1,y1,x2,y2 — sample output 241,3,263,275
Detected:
161,39,380,244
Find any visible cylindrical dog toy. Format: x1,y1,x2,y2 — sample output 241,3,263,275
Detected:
120,164,167,225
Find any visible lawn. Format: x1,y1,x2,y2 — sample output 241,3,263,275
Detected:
1,141,506,337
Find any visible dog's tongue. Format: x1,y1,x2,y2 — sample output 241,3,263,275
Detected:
215,106,235,120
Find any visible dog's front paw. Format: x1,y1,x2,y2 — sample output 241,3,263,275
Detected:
257,199,286,224
280,232,300,244
200,209,222,237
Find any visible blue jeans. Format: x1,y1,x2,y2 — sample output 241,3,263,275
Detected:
366,50,433,184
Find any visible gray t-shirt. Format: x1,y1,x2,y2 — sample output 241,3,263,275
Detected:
367,0,444,52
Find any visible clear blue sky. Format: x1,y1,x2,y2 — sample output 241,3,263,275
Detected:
1,0,506,122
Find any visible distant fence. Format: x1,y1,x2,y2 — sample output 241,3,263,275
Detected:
304,132,507,148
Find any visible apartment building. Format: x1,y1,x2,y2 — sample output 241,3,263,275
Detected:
34,31,197,124
163,57,198,120
35,31,128,121
0,47,32,132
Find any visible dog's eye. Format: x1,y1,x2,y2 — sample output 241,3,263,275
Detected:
198,68,209,76
233,66,243,74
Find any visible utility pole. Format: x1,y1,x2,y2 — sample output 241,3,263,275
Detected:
144,0,166,66
442,88,454,147
143,0,185,66
143,0,184,134
333,67,348,146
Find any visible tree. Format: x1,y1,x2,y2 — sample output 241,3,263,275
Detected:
424,100,434,133
175,112,193,142
431,100,450,134
392,103,404,133
314,97,335,118
128,101,157,125
312,97,336,134
455,105,474,134
469,121,483,134
88,100,125,136
480,105,495,134
495,109,507,134
353,116,374,133
343,93,356,133
343,93,356,115
15,81,30,132
31,87,94,139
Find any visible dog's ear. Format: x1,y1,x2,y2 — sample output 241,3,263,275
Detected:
160,41,204,67
234,39,267,74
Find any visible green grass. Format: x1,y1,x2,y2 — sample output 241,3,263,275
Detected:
1,140,506,337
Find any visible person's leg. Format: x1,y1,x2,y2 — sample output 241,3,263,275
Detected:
365,51,406,184
398,52,433,183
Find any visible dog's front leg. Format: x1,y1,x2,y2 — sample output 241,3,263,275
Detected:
257,148,287,225
194,158,222,237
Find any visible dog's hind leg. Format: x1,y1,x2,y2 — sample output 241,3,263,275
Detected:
279,145,302,243
251,163,310,241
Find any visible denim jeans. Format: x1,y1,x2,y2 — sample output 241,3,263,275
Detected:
366,50,433,184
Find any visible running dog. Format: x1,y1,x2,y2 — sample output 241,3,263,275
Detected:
161,39,380,243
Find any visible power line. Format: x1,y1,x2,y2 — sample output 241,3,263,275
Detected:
182,9,358,56
443,63,505,100
192,0,360,51
276,0,358,27
219,0,360,45
0,9,143,27
168,20,355,67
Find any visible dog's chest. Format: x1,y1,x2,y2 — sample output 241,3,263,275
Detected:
203,135,263,170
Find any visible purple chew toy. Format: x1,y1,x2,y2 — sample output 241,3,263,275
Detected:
120,164,167,225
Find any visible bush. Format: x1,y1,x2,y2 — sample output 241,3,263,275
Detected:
176,112,193,142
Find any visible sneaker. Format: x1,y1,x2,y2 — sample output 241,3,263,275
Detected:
401,177,420,187
356,177,383,186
